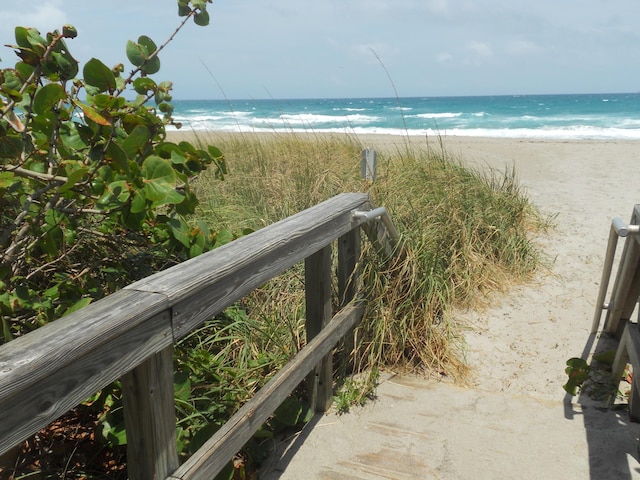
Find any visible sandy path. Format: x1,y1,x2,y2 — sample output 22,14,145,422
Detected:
366,136,640,401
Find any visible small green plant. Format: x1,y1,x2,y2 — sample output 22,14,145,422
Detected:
563,351,622,402
334,368,380,413
563,357,592,395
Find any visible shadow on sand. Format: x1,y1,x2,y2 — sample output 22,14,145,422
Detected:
564,330,640,479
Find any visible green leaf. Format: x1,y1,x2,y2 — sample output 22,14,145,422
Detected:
130,190,147,213
0,172,16,189
83,58,117,93
174,371,192,402
141,57,161,76
63,297,92,316
2,317,13,342
133,77,157,95
50,49,78,80
189,423,220,455
0,135,24,159
102,418,127,446
106,141,129,173
2,70,23,92
92,94,125,110
126,40,146,67
123,208,146,230
98,180,131,206
62,24,78,39
76,101,112,126
170,149,187,165
167,215,191,248
189,231,206,257
59,122,89,150
194,9,210,26
213,229,234,247
273,397,303,427
25,28,47,54
33,84,66,115
141,156,184,206
126,36,161,75
121,125,151,159
59,167,88,193
14,27,32,49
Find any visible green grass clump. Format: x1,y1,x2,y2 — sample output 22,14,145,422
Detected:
187,131,545,383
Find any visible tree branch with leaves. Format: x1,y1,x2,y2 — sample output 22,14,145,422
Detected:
0,0,227,342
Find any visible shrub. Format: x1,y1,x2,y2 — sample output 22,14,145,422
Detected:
0,0,224,343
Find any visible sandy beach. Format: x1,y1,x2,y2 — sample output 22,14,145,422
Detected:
171,132,640,477
171,131,640,400
361,134,640,400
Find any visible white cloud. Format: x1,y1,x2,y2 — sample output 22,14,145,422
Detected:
436,52,453,64
505,39,543,56
25,2,68,32
468,41,493,58
0,1,68,54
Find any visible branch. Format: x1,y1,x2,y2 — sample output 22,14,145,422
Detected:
3,165,68,184
0,31,67,124
117,10,196,95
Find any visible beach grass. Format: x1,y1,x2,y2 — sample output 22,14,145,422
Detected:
178,131,546,409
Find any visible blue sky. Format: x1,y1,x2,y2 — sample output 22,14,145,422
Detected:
1,1,639,100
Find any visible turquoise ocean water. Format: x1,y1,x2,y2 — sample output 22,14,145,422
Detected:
170,93,640,140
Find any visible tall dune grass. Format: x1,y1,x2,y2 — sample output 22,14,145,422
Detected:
187,132,546,385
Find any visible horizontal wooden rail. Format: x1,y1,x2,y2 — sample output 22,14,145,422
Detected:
0,192,402,479
169,302,365,480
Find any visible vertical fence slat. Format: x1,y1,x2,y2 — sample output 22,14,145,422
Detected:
305,245,333,412
121,345,179,480
338,228,361,373
605,238,640,336
338,228,360,307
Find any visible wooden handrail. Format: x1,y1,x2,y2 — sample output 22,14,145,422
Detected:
0,192,401,479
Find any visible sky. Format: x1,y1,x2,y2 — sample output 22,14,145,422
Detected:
1,1,639,100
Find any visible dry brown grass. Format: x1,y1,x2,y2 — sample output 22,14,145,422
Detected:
189,132,546,382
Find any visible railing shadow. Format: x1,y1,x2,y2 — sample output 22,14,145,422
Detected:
260,413,325,480
563,330,640,479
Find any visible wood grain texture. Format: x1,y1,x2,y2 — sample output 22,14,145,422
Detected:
122,346,179,480
0,310,172,453
168,303,365,480
0,192,388,471
305,245,333,412
129,193,371,339
0,290,168,403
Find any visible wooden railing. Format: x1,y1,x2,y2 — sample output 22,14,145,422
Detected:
0,192,401,480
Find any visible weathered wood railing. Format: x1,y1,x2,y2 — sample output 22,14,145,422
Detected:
0,192,401,480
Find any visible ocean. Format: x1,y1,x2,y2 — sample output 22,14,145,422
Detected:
169,93,640,140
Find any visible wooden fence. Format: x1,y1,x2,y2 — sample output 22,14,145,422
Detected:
0,192,401,480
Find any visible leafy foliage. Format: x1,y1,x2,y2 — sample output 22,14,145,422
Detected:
0,0,224,343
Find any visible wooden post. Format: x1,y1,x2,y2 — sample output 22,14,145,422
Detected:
338,228,360,306
337,228,361,374
121,345,179,480
305,245,333,412
361,148,377,181
605,233,640,336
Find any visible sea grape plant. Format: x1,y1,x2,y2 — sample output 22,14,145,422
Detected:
0,0,225,343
